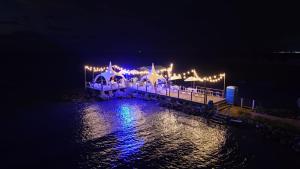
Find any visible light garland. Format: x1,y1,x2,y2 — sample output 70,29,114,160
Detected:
84,65,107,72
84,63,225,83
172,69,225,83
193,70,225,83
111,63,173,75
112,65,148,75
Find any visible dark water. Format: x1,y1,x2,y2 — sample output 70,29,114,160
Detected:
3,99,300,169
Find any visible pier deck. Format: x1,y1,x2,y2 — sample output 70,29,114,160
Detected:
132,86,225,104
87,83,225,105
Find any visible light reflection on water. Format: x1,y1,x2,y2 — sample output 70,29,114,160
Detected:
79,99,242,168
115,104,144,160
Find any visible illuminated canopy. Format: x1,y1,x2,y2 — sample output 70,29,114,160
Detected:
85,62,225,84
169,74,182,81
93,61,125,84
184,76,198,82
142,63,166,85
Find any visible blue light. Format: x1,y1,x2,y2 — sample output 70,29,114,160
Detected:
119,105,134,128
115,104,144,160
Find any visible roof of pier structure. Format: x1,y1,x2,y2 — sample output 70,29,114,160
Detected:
85,62,225,85
142,63,166,85
93,61,125,83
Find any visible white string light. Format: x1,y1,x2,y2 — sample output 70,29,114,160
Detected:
84,63,225,83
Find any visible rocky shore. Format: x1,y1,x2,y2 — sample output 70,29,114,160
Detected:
240,114,300,153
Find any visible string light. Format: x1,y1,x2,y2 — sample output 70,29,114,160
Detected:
174,68,225,83
84,63,225,83
112,63,174,75
84,65,107,72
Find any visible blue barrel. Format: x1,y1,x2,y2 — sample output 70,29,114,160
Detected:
226,86,238,105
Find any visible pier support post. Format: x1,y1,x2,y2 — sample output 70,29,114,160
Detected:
241,98,243,108
177,90,180,98
223,73,226,98
204,89,207,104
252,100,255,110
166,88,167,96
84,67,86,89
191,91,193,101
92,69,95,80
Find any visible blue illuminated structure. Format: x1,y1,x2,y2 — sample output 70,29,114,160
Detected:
226,86,238,105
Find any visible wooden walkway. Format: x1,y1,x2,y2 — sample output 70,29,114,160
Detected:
132,86,225,104
86,83,225,105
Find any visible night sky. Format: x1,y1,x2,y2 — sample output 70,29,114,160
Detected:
1,1,299,108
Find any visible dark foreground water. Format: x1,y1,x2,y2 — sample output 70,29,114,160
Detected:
3,98,300,169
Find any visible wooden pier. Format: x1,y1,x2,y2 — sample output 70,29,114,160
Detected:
86,83,226,106
85,82,235,126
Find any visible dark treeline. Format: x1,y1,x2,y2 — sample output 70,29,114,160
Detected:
0,31,82,106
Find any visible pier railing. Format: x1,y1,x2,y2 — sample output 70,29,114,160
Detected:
86,82,126,91
236,97,257,111
183,86,224,98
86,81,225,104
131,83,224,104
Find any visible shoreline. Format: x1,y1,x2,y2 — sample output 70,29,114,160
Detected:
220,106,300,152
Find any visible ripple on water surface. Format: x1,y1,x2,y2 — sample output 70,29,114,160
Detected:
78,99,244,168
